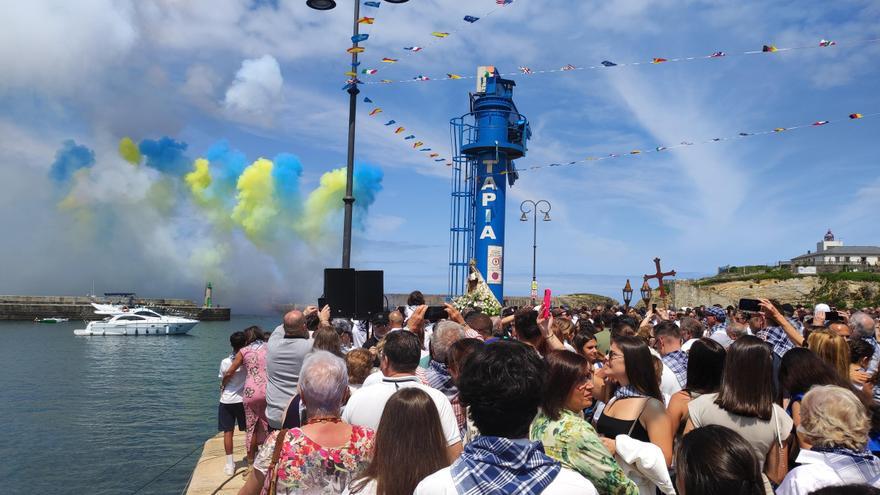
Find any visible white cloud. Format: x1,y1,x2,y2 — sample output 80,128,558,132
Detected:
223,54,284,123
0,0,138,94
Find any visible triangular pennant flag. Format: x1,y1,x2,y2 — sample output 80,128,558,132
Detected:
432,32,450,38
413,75,430,81
357,17,374,24
435,158,446,162
762,45,778,52
850,113,863,119
404,135,415,140
404,46,423,52
384,120,396,125
394,127,405,134
352,33,369,43
363,97,372,103
710,51,726,58
601,60,617,67
464,15,480,23
429,153,439,158
630,150,641,154
774,127,786,132
739,132,751,136
369,108,382,116
344,71,357,77
364,1,380,7
812,120,829,126
347,46,365,54
381,58,398,63
519,66,532,74
561,64,576,71
413,141,424,148
362,69,378,75
380,79,393,83
655,146,667,151
651,58,667,64
819,39,836,47
419,148,431,151
447,73,462,79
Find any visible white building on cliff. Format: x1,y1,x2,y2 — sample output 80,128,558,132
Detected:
789,230,880,273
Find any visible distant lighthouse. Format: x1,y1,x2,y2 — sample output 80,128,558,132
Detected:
204,282,213,308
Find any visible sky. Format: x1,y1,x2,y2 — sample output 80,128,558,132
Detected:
1,0,878,311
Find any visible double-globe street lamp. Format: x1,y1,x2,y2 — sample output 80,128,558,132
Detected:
520,200,551,305
306,0,410,268
622,279,633,309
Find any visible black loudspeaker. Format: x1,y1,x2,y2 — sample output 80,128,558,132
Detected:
323,269,356,318
355,270,384,320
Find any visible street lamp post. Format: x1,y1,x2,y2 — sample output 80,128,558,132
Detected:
520,200,551,305
306,0,410,268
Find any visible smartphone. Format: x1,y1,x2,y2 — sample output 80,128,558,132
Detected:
542,289,552,319
826,311,843,323
738,298,761,312
318,297,327,309
425,306,448,322
652,303,657,312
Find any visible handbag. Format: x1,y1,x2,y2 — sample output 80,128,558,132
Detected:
265,429,289,495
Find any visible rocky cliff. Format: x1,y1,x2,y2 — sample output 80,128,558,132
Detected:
669,277,880,309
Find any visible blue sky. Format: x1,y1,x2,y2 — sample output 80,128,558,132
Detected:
1,0,878,309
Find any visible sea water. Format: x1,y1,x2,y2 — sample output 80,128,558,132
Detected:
0,316,281,494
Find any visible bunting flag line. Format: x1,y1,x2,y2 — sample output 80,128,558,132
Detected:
350,0,519,82
361,37,880,85
500,111,879,176
360,93,452,167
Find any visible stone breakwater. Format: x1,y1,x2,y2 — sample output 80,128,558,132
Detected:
0,295,230,321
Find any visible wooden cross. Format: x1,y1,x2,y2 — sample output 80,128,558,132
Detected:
644,257,676,300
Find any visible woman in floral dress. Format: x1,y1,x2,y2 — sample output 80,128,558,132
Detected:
239,351,375,495
223,326,269,468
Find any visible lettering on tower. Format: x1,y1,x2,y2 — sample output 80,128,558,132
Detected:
479,158,499,240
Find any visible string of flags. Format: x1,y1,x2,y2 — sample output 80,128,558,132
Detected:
501,111,878,175
358,37,880,85
343,0,518,89
362,94,452,166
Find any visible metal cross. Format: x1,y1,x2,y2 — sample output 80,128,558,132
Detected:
644,257,676,300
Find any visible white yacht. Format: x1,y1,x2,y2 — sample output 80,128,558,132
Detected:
74,308,198,336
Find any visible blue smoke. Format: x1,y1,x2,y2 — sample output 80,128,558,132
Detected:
139,137,189,175
49,140,95,183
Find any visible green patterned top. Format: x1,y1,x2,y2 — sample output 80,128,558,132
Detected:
530,409,639,495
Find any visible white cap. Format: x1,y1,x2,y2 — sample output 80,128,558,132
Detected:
815,303,831,314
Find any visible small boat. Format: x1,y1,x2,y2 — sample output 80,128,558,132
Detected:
34,317,69,323
74,308,198,336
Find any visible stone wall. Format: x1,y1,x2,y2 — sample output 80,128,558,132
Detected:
670,278,880,308
0,295,230,321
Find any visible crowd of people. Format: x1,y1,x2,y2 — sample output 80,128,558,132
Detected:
216,290,880,494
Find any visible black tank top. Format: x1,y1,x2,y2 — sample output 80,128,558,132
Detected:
595,398,651,442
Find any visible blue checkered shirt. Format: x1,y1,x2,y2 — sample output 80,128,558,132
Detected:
426,360,458,400
762,325,795,359
662,350,688,388
450,436,561,495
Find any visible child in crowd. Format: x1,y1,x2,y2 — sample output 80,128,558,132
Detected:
218,331,247,476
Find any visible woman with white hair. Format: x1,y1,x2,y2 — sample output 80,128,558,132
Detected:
238,351,375,495
777,385,880,494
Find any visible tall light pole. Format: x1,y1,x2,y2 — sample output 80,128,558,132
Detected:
306,0,410,268
520,199,551,304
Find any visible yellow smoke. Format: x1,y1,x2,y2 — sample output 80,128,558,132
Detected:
185,158,212,204
119,137,141,165
231,158,278,241
299,167,347,239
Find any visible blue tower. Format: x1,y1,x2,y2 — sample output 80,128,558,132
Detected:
449,67,531,303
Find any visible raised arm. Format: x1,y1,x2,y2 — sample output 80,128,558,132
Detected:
760,299,803,347
221,351,244,388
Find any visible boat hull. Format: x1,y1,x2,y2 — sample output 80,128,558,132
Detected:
73,322,197,336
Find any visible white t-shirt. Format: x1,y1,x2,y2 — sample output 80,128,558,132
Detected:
414,466,597,495
219,354,245,404
649,347,683,397
681,338,698,353
342,375,461,447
